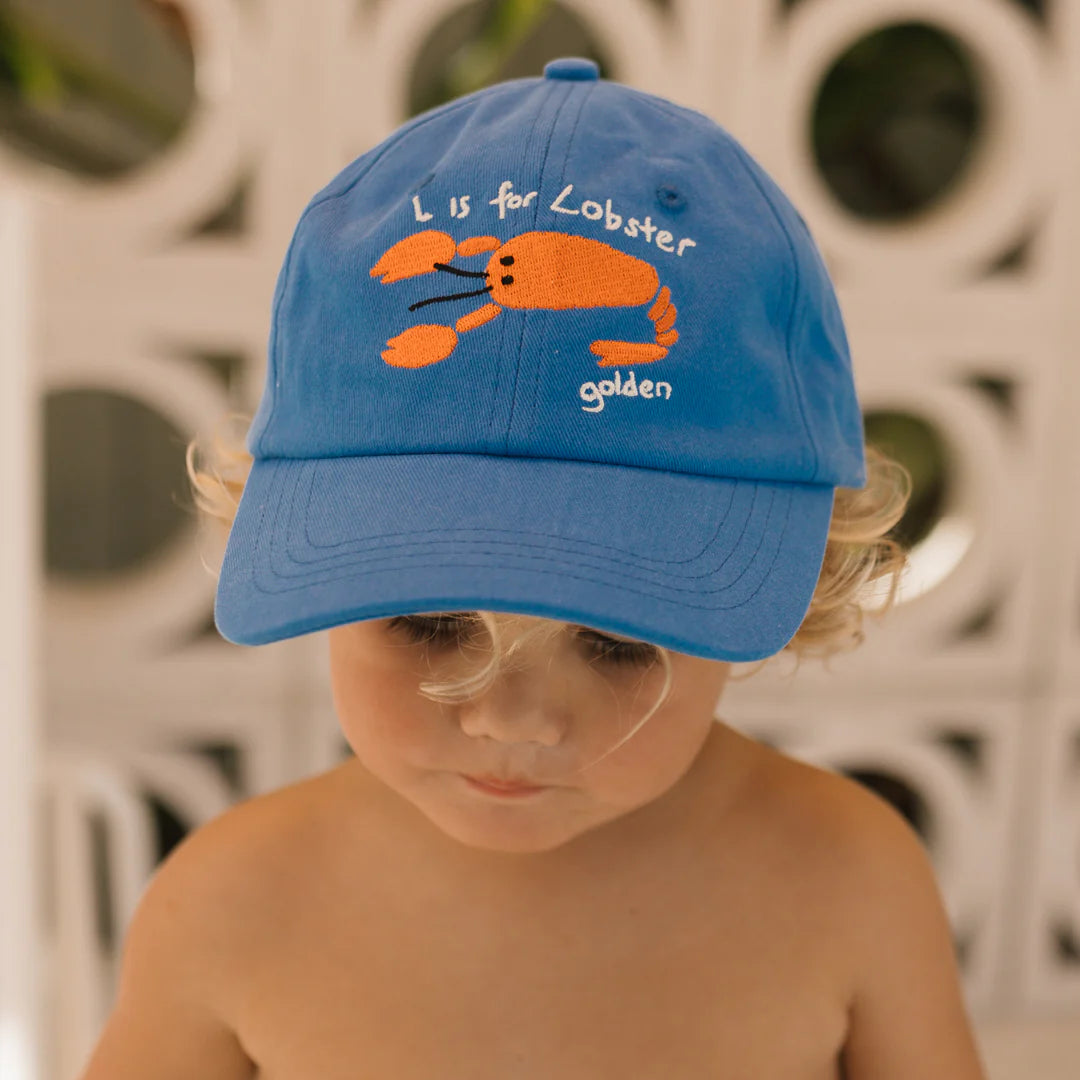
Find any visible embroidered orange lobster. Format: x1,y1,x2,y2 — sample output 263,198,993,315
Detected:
369,229,678,368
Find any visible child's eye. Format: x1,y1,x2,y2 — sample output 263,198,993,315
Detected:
386,615,658,667
388,613,472,645
575,630,659,667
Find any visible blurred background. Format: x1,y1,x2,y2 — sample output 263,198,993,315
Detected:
0,1,1077,1078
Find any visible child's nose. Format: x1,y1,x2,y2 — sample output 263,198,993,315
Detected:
457,677,567,749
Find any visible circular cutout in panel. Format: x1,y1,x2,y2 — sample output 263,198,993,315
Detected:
865,409,948,550
772,0,1051,285
843,767,930,837
45,388,192,579
785,0,1045,14
810,22,982,221
407,0,610,117
864,409,972,604
0,0,196,179
1012,0,1046,19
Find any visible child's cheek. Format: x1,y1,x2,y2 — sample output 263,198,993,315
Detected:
329,661,439,764
365,698,438,758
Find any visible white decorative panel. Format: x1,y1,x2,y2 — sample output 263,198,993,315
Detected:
1019,698,1080,1008
0,195,42,1080
39,748,236,1080
0,1,1076,1077
761,0,1054,284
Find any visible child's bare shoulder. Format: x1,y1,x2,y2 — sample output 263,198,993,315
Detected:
81,765,354,1079
742,733,920,880
150,762,357,946
740,732,934,967
195,758,355,867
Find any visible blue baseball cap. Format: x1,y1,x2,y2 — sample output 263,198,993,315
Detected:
214,57,866,662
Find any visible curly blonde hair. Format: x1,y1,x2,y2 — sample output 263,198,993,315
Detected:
187,415,910,755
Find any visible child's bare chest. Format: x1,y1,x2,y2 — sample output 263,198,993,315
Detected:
241,909,847,1080
232,767,853,1080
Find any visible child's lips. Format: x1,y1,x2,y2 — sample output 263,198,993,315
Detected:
462,774,549,796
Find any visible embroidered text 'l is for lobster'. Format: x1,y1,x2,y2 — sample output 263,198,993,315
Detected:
369,229,678,369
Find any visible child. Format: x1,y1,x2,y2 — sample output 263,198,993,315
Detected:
79,57,988,1080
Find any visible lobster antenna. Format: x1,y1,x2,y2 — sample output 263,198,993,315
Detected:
433,262,489,279
409,285,494,311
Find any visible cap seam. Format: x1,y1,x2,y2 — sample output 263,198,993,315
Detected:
503,82,559,451
724,141,821,482
294,459,750,572
611,86,718,134
503,80,582,453
623,94,823,482
254,456,788,598
249,472,794,610
486,84,556,444
528,78,593,439
248,447,837,487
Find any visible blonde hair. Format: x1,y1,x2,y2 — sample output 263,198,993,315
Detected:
187,416,910,759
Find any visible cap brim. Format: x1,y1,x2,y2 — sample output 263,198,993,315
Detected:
214,454,834,662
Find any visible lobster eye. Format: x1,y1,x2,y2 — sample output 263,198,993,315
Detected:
500,255,514,266
501,274,514,285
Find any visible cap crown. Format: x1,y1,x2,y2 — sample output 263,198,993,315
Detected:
248,70,866,489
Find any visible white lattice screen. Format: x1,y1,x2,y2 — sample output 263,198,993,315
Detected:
1,2,1078,1079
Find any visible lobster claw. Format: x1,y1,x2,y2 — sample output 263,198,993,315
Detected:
369,230,458,283
382,324,459,367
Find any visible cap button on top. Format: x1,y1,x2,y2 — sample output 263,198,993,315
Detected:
543,57,600,81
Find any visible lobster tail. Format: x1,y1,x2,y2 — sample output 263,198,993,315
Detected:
647,286,678,348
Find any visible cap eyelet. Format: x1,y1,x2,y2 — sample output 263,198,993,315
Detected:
656,184,686,212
